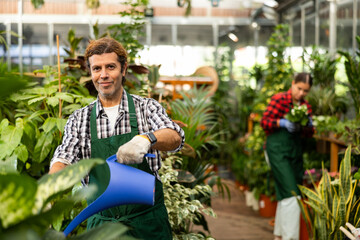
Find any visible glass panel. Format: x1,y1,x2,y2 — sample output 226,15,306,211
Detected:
319,1,329,49
305,15,315,47
22,24,48,71
177,25,213,46
292,21,301,46
151,25,172,45
337,1,353,51
54,24,90,55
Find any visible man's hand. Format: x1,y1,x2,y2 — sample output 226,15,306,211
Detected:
116,135,151,165
279,119,301,133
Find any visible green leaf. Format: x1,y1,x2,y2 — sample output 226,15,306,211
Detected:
22,121,36,152
41,117,57,133
13,199,74,238
46,96,60,107
69,222,131,240
354,171,360,180
340,146,352,203
43,229,66,240
28,96,46,105
0,155,17,174
27,109,51,121
0,124,23,158
55,92,74,103
34,158,104,213
0,118,9,132
33,132,54,163
0,173,37,228
14,144,28,163
56,118,67,133
1,124,23,147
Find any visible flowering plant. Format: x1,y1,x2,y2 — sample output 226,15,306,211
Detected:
285,104,309,126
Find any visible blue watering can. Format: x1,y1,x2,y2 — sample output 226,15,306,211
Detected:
63,154,156,236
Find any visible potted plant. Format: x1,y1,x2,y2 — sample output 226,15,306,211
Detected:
297,146,360,239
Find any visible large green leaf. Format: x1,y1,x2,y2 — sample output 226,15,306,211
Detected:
46,92,75,107
46,96,61,108
0,118,9,132
340,146,352,204
33,132,54,163
298,185,324,206
0,72,28,98
34,158,104,213
28,96,46,105
41,117,58,133
14,144,28,163
55,92,75,103
56,118,68,133
0,173,37,228
69,222,132,240
0,229,40,240
0,155,17,174
22,121,37,152
0,124,23,158
13,199,75,238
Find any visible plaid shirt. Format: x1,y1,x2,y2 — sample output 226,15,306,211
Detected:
51,89,185,181
260,89,313,135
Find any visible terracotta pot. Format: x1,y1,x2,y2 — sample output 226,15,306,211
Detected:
300,200,311,240
235,181,249,192
300,210,310,240
259,194,277,218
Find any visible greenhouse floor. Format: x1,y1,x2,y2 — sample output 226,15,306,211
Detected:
194,179,274,240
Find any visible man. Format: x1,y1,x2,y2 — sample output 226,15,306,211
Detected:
49,37,184,239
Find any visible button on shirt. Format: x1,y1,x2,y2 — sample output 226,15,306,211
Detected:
51,89,185,181
260,89,313,135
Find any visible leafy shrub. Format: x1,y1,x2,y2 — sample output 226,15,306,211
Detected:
159,154,216,240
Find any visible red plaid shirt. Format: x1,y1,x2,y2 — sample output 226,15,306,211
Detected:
260,89,313,135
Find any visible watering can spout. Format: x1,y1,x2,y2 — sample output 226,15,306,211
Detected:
63,154,155,236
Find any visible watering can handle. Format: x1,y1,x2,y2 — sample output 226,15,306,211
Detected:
106,153,156,162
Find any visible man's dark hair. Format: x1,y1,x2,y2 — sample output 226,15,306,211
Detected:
84,37,128,84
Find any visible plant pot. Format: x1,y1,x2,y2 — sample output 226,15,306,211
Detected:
299,199,311,240
245,189,259,211
235,181,249,192
259,194,277,218
300,211,310,240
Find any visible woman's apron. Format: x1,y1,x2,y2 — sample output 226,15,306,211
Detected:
86,92,172,240
266,128,303,201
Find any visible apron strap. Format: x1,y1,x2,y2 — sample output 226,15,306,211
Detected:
90,103,98,141
90,91,138,141
126,91,138,132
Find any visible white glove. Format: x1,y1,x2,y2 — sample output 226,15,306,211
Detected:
116,135,151,165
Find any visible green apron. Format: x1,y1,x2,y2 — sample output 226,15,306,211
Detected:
86,92,172,240
266,129,303,201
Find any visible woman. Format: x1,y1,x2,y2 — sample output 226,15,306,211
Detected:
260,72,314,240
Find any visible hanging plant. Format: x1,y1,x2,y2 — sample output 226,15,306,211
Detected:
86,0,100,9
31,0,44,9
177,0,192,16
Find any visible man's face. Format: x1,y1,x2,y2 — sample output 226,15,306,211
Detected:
89,52,126,105
291,80,311,102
